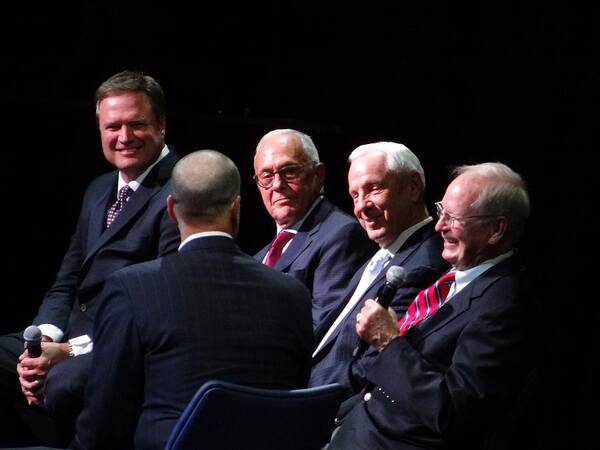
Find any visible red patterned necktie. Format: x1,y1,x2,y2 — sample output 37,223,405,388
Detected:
398,271,456,336
106,185,133,228
264,230,294,267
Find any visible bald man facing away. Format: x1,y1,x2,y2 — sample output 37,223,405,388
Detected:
76,150,314,450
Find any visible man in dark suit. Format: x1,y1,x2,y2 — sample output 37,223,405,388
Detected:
309,142,449,395
0,70,179,445
253,129,375,331
75,150,314,450
328,163,537,450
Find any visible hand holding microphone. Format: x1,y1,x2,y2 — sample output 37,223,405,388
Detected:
23,325,42,357
353,265,406,358
19,325,44,404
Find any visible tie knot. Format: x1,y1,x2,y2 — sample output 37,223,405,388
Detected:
367,249,391,270
264,230,295,267
437,271,456,286
118,185,133,202
272,230,294,247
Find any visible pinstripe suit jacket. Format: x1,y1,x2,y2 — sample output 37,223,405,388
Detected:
309,222,448,394
76,236,314,450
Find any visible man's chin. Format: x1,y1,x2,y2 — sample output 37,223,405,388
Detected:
273,207,299,227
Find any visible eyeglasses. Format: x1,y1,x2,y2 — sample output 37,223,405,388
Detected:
434,201,498,228
253,164,312,189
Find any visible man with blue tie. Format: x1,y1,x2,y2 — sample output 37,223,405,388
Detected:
309,142,448,395
253,129,375,331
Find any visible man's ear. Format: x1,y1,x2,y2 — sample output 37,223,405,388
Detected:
488,216,508,245
407,172,423,203
230,195,241,237
315,162,326,193
166,195,178,224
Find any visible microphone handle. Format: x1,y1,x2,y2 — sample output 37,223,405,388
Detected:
352,283,397,358
25,340,42,358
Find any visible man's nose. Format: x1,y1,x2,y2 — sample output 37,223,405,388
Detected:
271,172,286,190
354,194,370,213
118,125,134,142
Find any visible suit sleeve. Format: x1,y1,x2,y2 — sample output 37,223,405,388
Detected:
310,221,375,329
364,281,531,443
76,272,144,450
32,187,92,331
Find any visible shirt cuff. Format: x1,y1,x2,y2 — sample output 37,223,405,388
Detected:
37,324,64,343
68,335,93,356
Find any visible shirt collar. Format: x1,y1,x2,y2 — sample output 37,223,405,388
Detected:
179,231,233,251
379,216,434,259
117,145,169,191
453,249,515,294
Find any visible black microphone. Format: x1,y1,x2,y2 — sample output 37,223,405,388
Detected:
352,265,406,358
23,325,42,358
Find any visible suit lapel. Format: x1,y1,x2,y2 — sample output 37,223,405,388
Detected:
409,255,519,342
357,222,438,295
82,152,176,269
274,198,333,271
86,176,115,252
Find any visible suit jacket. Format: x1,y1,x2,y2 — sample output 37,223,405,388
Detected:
329,254,537,450
76,236,314,450
309,222,448,394
255,198,376,331
33,151,180,339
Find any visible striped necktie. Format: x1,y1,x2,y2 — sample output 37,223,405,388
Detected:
398,271,455,335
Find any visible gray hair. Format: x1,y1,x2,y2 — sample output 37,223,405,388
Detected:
95,70,166,122
171,150,240,221
256,129,320,163
454,162,530,243
349,141,426,189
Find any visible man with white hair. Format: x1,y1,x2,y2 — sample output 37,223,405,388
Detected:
253,129,375,331
309,142,448,394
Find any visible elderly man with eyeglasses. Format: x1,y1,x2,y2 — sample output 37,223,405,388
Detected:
253,129,375,332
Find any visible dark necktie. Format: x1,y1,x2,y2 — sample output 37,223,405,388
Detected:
398,271,456,335
264,230,294,267
106,185,133,228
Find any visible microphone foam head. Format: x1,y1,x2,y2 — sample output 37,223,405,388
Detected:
23,325,42,342
385,265,406,287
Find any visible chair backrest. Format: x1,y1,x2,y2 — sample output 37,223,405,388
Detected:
165,380,347,450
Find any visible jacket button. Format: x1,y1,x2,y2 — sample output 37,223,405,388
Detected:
80,303,87,312
363,392,372,402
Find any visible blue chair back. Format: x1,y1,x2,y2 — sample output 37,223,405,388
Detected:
165,381,346,450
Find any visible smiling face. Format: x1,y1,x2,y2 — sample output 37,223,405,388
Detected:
348,152,417,248
98,91,165,182
254,134,324,228
435,172,498,270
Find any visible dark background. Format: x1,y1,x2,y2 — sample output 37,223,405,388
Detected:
1,1,594,448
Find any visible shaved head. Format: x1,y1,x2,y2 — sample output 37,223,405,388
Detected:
171,150,240,222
